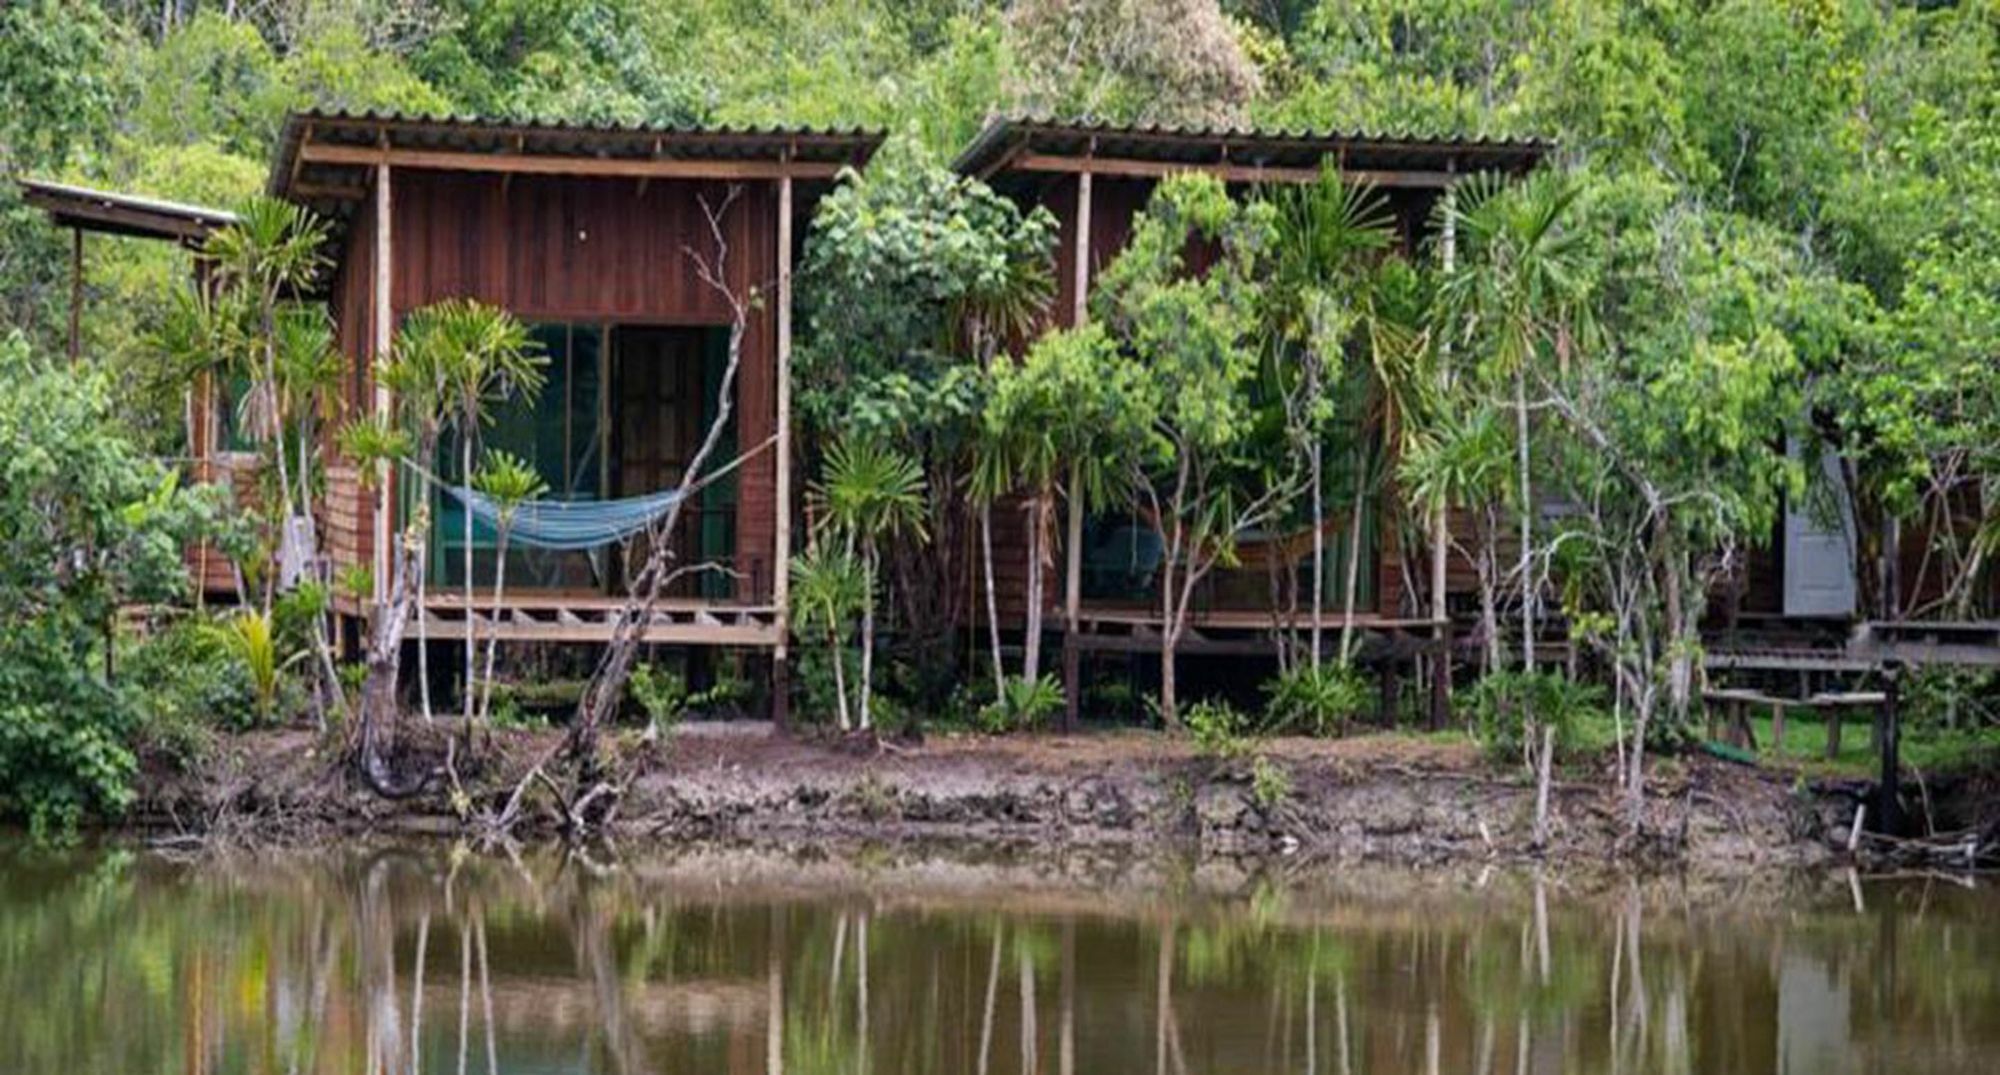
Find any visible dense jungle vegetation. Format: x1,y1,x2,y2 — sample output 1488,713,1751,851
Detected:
3,0,2000,837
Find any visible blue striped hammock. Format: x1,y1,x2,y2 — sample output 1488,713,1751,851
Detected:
441,484,686,551
417,434,773,552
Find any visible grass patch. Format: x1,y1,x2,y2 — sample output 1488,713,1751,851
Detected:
1722,709,2000,779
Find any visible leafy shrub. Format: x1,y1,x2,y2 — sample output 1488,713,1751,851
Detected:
1250,755,1291,811
1462,671,1606,766
0,339,225,839
1183,697,1253,758
978,674,1064,733
1261,663,1371,736
630,664,690,734
206,609,304,726
124,617,254,755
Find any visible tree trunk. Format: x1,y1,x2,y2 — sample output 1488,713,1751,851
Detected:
1062,458,1084,730
1310,413,1325,669
1337,447,1369,665
413,432,437,723
1662,546,1692,722
461,433,476,723
1515,368,1535,675
829,625,852,732
981,503,1004,698
1625,681,1650,833
859,541,877,732
1533,723,1554,848
475,523,513,725
1024,493,1046,684
1159,547,1179,729
1477,511,1502,675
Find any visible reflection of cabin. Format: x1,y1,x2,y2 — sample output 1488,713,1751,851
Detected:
953,119,1549,659
265,112,881,666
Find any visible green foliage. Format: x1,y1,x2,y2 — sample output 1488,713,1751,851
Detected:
472,449,550,515
797,137,1056,443
1250,755,1292,812
1462,671,1607,768
1183,698,1254,759
204,610,297,726
978,675,1064,734
124,618,248,764
1261,663,1370,737
629,664,691,735
0,336,223,839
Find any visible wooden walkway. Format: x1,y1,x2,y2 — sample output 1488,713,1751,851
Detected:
418,592,780,646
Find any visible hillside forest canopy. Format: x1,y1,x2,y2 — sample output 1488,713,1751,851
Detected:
3,0,2000,836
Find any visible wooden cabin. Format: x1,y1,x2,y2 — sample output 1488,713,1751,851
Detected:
265,111,881,688
14,178,248,600
953,119,1549,684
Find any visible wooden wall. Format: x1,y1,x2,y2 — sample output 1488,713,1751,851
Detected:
324,170,781,605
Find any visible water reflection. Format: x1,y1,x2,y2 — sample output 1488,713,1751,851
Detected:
1,843,1996,1074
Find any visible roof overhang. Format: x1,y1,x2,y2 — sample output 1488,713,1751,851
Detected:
17,177,237,246
953,118,1552,189
269,109,886,216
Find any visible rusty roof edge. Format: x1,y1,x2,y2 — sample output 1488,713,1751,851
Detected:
950,116,1555,176
268,109,887,201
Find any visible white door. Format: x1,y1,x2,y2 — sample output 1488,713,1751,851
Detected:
1783,441,1857,618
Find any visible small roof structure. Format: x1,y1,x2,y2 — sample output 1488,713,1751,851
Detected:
953,116,1552,188
269,108,886,215
16,177,237,246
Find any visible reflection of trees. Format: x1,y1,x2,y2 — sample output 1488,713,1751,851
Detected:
7,846,2000,1075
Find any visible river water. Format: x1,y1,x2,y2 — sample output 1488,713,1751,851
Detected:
2,841,1995,1074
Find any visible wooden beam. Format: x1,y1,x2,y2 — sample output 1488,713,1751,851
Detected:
1071,170,1092,327
773,173,795,728
372,163,393,605
288,182,369,202
67,228,82,363
299,143,849,181
1013,153,1457,189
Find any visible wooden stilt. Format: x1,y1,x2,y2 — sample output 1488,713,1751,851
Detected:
68,227,83,363
1061,166,1093,732
1876,669,1904,834
773,171,794,732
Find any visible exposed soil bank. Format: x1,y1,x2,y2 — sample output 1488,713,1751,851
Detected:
126,723,1873,871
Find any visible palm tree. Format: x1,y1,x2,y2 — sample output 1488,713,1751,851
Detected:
203,198,329,582
789,542,868,730
811,437,927,732
424,300,545,723
471,450,548,725
1437,172,1587,678
1266,171,1393,668
968,426,1013,700
958,224,1057,703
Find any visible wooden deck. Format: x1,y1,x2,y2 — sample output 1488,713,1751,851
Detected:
1067,604,1436,656
419,591,780,646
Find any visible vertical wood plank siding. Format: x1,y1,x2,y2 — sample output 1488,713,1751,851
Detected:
327,171,780,604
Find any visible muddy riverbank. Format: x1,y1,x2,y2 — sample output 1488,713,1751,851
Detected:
124,722,1883,871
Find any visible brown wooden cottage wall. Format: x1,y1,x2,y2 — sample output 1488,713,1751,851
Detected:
323,170,781,606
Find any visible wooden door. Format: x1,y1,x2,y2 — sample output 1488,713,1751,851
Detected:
613,327,707,593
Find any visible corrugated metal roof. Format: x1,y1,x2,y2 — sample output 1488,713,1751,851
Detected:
951,115,1553,179
268,108,886,205
17,177,237,244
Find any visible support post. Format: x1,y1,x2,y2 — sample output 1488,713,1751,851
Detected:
372,163,394,606
1876,667,1904,835
1061,168,1093,730
68,227,83,363
1427,165,1457,730
772,173,794,731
